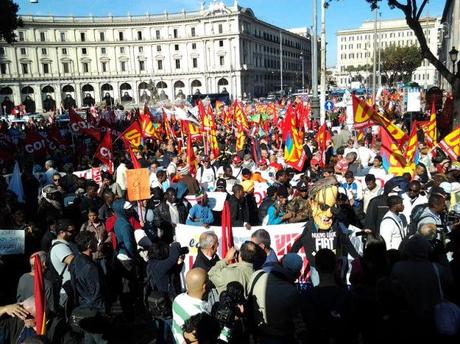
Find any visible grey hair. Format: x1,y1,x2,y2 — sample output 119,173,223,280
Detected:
45,160,54,168
345,152,357,162
251,229,271,249
199,231,218,249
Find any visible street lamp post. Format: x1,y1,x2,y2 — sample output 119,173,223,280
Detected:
300,51,305,92
449,46,459,75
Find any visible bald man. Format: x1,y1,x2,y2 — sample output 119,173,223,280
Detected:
172,268,209,343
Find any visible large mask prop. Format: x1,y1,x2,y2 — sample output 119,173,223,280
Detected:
308,177,338,231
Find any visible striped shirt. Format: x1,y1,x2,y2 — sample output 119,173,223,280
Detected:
172,293,209,344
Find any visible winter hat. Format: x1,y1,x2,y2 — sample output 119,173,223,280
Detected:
281,253,303,275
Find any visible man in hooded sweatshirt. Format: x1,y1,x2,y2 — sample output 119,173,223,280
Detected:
112,199,139,316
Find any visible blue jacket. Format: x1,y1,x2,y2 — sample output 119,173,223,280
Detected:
186,204,214,226
113,199,136,259
267,204,284,225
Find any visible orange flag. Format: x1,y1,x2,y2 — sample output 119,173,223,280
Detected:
34,255,46,335
424,101,437,147
119,121,142,149
186,132,198,176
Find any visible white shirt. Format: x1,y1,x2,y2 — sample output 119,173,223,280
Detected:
380,210,407,250
363,184,382,213
343,147,358,157
357,146,376,168
167,201,180,224
166,162,177,177
196,166,217,191
368,167,387,179
401,192,428,224
172,293,209,344
115,163,128,190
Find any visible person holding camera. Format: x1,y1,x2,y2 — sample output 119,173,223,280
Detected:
145,241,188,344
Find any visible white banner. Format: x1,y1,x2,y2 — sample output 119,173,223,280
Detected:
175,222,306,274
0,229,25,255
73,167,102,184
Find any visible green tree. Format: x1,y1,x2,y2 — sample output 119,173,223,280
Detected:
0,0,22,44
381,44,422,84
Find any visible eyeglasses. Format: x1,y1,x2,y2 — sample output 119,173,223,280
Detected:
317,202,333,211
53,178,60,182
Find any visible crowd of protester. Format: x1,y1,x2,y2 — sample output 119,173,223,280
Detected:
0,97,459,344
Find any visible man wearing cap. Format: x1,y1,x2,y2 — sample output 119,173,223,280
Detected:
248,253,306,342
196,157,217,192
230,156,244,180
186,193,214,227
286,181,309,223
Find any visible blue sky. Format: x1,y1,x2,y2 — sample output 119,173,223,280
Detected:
17,0,444,67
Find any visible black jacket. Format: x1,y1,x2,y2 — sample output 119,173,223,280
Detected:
152,201,187,243
192,249,220,272
291,221,359,268
227,195,249,227
245,194,260,226
365,194,389,233
146,243,181,293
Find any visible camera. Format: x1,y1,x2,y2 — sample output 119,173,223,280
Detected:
179,246,190,255
212,282,245,328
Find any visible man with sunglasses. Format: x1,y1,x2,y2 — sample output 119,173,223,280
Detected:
291,177,359,286
402,180,427,224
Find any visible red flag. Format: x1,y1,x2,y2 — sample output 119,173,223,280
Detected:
33,255,46,335
95,131,114,174
123,138,141,169
438,125,460,161
221,201,233,257
315,123,331,167
24,130,47,156
69,108,101,141
139,113,160,139
186,132,198,176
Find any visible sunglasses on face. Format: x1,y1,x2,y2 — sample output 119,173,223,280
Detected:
317,202,333,211
53,178,60,182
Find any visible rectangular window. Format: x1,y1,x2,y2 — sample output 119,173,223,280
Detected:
192,58,198,68
219,40,224,47
0,63,6,75
82,48,87,55
80,32,86,42
20,48,26,55
138,47,143,53
157,60,163,70
19,32,24,41
21,63,28,74
157,45,161,52
63,62,69,73
120,47,125,53
40,32,46,41
192,43,196,50
219,56,224,66
174,44,179,51
62,48,67,55
137,31,142,40
119,32,124,41
139,60,145,71
41,48,47,55
100,32,105,41
60,32,66,42
191,27,196,37
218,24,223,34
173,29,178,38
43,63,49,74
175,59,180,69
101,62,107,72
83,62,89,73
156,30,160,39
0,47,5,55
101,47,106,54
121,61,126,72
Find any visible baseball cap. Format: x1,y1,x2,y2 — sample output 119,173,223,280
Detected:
232,156,242,164
258,159,268,166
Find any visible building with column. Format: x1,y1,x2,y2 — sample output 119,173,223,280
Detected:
439,0,460,90
335,17,442,89
0,1,311,112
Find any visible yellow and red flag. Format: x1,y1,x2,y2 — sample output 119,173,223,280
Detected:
119,121,142,149
439,125,460,161
139,113,160,139
405,121,419,170
186,132,198,176
380,129,412,176
424,101,437,147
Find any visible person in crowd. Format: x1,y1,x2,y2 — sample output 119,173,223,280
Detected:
266,185,291,225
172,268,210,343
286,181,309,223
37,185,64,229
303,249,353,343
242,180,260,226
415,192,446,232
357,139,376,169
363,174,382,214
258,186,277,225
98,190,115,223
227,184,250,228
49,218,76,306
196,156,217,191
222,165,239,194
39,160,57,186
365,181,401,233
248,253,306,343
186,193,214,227
250,229,278,266
401,180,428,223
115,155,128,196
380,195,407,250
193,231,220,272
153,187,187,243
80,181,103,220
341,170,363,211
209,242,261,296
178,166,200,196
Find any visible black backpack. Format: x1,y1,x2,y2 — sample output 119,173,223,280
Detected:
45,241,71,311
408,203,430,235
143,272,172,319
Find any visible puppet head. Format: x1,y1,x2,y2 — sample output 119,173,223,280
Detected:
308,176,338,231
